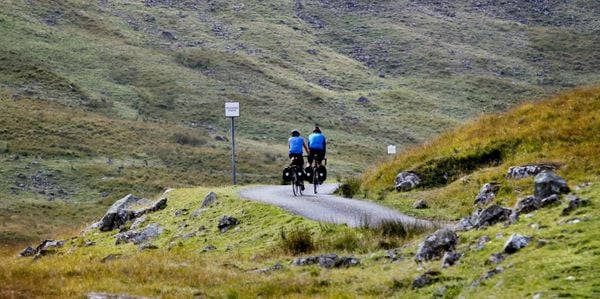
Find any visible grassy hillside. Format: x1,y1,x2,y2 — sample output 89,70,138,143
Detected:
1,0,599,243
359,86,600,219
0,85,598,298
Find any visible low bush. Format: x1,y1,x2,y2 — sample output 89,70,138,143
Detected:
279,227,314,255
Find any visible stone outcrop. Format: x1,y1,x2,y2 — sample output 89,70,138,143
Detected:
514,195,541,214
395,171,421,191
506,164,556,179
475,205,512,228
473,183,500,206
115,223,163,245
415,228,458,262
534,171,569,199
19,239,65,259
457,205,512,231
93,194,167,232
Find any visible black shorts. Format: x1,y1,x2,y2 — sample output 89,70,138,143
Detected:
308,149,325,164
289,154,304,167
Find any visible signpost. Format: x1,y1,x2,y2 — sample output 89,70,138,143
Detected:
387,145,396,155
225,102,240,184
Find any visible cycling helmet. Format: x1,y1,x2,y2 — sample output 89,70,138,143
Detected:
291,129,300,136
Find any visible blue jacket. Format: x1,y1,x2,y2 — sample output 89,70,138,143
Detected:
308,133,326,151
288,136,305,154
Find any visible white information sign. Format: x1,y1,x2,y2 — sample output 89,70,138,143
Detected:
225,102,240,117
387,145,396,155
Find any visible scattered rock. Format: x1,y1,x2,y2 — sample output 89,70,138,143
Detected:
292,254,360,268
514,195,541,214
474,183,500,206
100,254,122,263
94,195,167,232
413,199,428,209
96,194,140,231
357,96,369,104
561,194,589,216
503,234,531,254
475,205,512,228
35,239,64,257
191,208,207,218
139,243,158,250
86,292,150,299
384,249,404,262
134,197,168,217
395,171,421,191
473,235,490,251
415,228,458,262
116,223,163,245
202,245,216,252
487,252,507,264
307,49,318,55
161,30,176,41
84,241,96,247
455,210,479,231
18,246,36,257
101,191,110,197
201,192,218,208
412,271,440,289
506,164,556,179
130,215,147,230
214,135,227,141
250,262,284,273
534,171,570,199
218,216,239,232
540,194,560,207
441,252,461,268
483,267,504,279
174,209,189,216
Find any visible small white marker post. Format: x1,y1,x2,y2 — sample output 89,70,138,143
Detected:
387,145,396,155
225,102,240,184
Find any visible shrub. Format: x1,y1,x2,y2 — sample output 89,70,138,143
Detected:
337,176,361,198
280,227,314,255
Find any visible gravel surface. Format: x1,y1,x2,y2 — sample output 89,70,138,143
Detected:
239,183,434,229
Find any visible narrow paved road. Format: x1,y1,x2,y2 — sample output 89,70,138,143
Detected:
240,183,435,229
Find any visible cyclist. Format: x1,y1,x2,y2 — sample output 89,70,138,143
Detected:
307,125,326,167
288,129,309,189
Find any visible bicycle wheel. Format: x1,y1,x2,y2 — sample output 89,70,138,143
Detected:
292,172,299,196
313,167,318,194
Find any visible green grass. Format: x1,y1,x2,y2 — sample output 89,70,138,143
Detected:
0,181,598,298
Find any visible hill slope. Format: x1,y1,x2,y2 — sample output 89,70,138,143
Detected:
1,87,599,298
359,86,599,219
1,0,599,242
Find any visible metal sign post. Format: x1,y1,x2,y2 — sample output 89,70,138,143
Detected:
225,102,240,184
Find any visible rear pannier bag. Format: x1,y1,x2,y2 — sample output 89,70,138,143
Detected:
304,167,313,182
317,165,327,183
282,167,292,182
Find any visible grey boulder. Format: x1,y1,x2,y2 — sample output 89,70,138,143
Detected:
474,183,500,206
415,228,458,262
507,164,556,179
503,234,531,254
395,171,421,191
534,171,569,199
